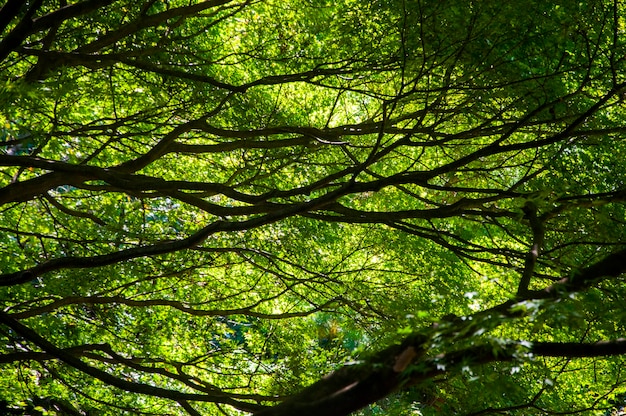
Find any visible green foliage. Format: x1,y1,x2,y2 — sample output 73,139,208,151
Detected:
1,0,626,415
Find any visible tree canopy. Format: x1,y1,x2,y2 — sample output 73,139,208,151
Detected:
1,1,626,415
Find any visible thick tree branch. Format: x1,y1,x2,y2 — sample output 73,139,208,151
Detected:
0,0,44,62
516,200,545,296
0,0,28,35
528,247,626,298
254,334,428,416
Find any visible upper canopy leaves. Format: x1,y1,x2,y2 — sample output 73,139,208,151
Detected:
1,0,625,415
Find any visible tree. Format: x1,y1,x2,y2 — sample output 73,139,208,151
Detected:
1,0,626,415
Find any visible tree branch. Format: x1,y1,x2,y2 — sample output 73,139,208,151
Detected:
0,310,266,412
528,247,626,298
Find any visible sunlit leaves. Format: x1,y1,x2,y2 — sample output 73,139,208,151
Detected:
1,0,626,415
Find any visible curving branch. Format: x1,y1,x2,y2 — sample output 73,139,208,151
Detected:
0,310,266,412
